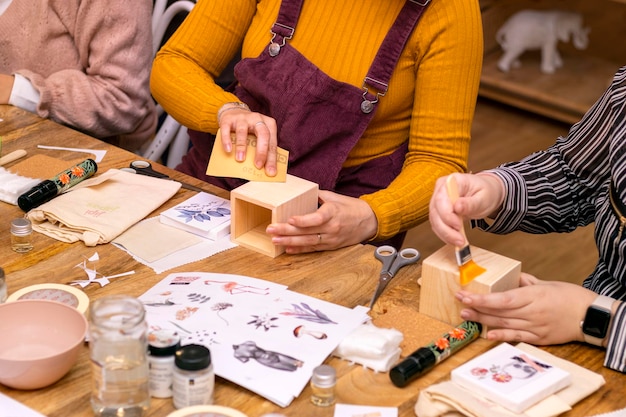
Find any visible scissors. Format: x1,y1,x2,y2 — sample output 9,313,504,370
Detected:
122,160,205,193
369,245,420,308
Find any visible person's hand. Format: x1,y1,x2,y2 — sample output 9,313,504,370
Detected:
0,74,15,105
217,104,278,177
456,273,598,345
429,172,505,247
265,190,378,253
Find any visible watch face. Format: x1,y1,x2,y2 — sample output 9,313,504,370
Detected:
583,307,611,339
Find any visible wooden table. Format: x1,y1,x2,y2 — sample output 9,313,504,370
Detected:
0,105,624,417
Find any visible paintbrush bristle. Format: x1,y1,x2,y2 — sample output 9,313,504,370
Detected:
459,259,487,286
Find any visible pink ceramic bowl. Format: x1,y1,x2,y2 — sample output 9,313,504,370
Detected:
0,299,88,390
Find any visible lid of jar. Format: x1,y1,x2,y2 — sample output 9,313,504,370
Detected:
11,218,32,234
175,344,211,370
311,364,336,387
148,329,181,356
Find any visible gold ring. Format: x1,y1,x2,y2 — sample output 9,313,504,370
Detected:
317,233,322,243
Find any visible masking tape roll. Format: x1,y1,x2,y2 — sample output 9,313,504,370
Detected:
7,283,90,315
166,406,248,417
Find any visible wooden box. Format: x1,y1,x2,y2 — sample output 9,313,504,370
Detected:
230,174,319,257
419,245,521,337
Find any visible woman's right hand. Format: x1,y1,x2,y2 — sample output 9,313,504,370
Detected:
218,104,279,177
429,172,506,247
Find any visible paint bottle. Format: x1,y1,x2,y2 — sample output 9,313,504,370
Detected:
148,329,181,398
11,218,33,253
310,364,336,406
172,344,214,408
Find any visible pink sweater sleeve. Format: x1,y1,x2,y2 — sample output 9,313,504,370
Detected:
18,0,156,151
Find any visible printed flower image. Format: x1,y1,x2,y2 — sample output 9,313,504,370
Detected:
248,314,279,331
492,372,512,383
71,165,86,177
175,201,230,224
471,367,489,378
449,327,467,340
434,337,450,351
58,172,72,185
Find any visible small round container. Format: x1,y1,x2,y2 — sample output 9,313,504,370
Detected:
166,405,248,417
173,344,214,409
310,364,336,406
11,218,33,253
148,329,181,398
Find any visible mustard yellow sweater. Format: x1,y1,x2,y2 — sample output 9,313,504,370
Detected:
151,0,483,240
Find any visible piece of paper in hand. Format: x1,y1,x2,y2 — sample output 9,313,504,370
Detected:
206,129,288,182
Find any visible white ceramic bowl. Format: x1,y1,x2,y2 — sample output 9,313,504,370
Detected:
0,299,88,390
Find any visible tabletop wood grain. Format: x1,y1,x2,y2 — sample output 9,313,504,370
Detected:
0,105,624,417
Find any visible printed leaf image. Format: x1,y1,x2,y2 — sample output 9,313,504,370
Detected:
175,201,230,224
280,303,337,324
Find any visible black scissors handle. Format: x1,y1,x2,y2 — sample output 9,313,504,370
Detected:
125,160,206,193
130,160,169,179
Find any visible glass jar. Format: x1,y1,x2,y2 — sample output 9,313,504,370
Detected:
148,329,181,398
172,344,214,409
11,218,33,253
0,267,7,304
310,364,336,406
89,295,150,417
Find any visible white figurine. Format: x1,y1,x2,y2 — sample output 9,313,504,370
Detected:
496,10,590,74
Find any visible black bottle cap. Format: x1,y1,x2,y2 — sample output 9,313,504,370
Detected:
389,347,436,388
17,180,58,212
175,344,211,371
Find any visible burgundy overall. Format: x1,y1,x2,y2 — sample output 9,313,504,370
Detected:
179,0,430,247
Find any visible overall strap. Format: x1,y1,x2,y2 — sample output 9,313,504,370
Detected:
361,0,432,113
268,0,305,56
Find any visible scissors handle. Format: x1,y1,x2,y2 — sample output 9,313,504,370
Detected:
389,247,420,275
374,245,398,274
130,160,169,179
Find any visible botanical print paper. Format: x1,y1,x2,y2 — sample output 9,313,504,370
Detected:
139,272,369,407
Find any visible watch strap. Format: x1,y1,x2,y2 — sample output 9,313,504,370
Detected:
581,295,614,346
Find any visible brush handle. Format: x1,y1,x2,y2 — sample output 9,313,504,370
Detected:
445,175,469,246
0,149,27,166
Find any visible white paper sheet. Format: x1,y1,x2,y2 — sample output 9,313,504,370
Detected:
0,392,46,417
139,272,370,407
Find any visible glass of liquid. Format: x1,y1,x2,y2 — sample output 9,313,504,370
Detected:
89,295,150,416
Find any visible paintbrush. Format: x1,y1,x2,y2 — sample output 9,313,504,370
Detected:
445,175,486,286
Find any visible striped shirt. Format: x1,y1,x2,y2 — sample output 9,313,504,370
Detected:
478,66,626,373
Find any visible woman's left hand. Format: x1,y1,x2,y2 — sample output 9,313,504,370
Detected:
456,273,598,345
265,190,378,253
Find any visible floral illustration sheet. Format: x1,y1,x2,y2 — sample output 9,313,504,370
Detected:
139,272,370,407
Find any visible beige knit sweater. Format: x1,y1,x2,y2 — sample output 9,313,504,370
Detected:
0,0,156,151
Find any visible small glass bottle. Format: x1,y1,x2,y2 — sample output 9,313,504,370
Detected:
172,344,214,409
11,218,33,253
0,267,7,304
148,329,181,398
89,295,150,417
310,364,336,406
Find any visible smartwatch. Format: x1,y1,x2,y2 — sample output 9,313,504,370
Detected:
581,295,614,346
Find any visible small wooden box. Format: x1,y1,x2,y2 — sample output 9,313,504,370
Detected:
419,245,521,336
230,174,319,257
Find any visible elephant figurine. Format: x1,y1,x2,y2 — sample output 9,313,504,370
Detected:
496,10,590,74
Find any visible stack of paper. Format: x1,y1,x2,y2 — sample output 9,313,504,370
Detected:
139,272,369,407
160,192,231,240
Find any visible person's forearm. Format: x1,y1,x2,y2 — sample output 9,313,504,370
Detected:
0,74,15,104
